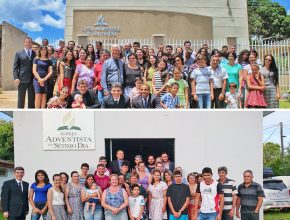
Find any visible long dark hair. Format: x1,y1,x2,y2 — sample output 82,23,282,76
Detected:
52,174,63,193
151,170,162,185
238,49,250,64
147,55,158,69
35,170,50,184
63,51,76,68
86,44,96,61
264,54,279,86
84,174,95,189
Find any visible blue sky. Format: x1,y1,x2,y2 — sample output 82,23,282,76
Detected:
0,112,12,122
263,112,290,150
0,0,289,46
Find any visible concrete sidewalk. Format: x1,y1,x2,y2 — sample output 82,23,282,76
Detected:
0,90,17,108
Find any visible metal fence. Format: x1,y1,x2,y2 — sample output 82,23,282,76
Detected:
51,38,290,91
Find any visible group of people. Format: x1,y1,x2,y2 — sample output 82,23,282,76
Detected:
13,37,280,109
1,150,265,220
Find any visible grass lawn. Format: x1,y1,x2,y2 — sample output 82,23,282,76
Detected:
264,210,290,220
279,100,290,108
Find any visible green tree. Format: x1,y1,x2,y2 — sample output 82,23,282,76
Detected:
0,120,14,161
263,142,281,165
264,142,290,176
248,0,290,40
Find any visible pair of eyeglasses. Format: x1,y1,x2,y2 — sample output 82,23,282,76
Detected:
265,58,272,62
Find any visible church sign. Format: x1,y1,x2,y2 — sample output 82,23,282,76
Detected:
43,112,95,150
82,14,120,37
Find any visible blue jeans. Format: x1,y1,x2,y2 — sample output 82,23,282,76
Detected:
197,94,211,109
31,213,47,220
197,212,217,220
98,90,104,104
84,205,103,220
169,214,188,220
104,209,128,220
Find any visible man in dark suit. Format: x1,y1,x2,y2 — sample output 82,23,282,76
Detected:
132,83,158,108
110,150,130,174
67,79,101,108
13,37,36,108
1,167,29,220
101,82,130,108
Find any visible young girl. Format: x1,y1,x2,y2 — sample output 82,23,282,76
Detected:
85,183,101,215
46,174,67,220
166,67,189,108
148,170,168,220
225,82,239,109
144,55,158,93
152,59,169,108
128,184,145,220
245,64,267,108
129,77,143,105
71,94,86,109
187,173,197,220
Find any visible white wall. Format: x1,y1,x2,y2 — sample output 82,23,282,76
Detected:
14,111,262,186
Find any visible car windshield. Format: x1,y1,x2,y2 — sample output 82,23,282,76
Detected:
264,180,287,190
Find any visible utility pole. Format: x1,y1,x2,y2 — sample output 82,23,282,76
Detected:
280,122,284,157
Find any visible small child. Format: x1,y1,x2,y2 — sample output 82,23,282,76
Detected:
167,67,189,108
160,82,180,109
71,94,86,109
225,83,239,109
128,184,145,220
47,96,60,108
129,77,143,105
85,183,101,214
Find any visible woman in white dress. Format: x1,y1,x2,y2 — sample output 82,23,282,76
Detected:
148,170,168,220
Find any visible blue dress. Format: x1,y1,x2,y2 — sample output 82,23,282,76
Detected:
33,58,52,94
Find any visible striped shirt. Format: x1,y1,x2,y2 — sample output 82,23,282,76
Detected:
218,178,238,210
153,70,168,96
190,66,213,94
237,181,265,213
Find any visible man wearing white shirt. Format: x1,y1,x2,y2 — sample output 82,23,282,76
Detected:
210,55,228,109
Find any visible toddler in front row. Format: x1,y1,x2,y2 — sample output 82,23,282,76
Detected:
85,183,101,214
71,94,86,109
225,82,239,109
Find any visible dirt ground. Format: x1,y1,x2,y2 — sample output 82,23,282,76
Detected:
0,90,18,108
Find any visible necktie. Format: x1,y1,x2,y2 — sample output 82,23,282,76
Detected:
143,98,148,108
114,100,118,105
27,50,31,58
18,182,22,191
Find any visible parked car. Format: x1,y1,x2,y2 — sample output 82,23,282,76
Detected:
274,176,290,189
263,178,290,211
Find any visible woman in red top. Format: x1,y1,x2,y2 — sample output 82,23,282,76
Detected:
245,64,267,108
94,50,111,103
75,49,87,66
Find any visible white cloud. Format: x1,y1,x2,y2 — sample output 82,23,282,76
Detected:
0,0,65,32
22,22,43,32
42,14,65,29
34,37,43,44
